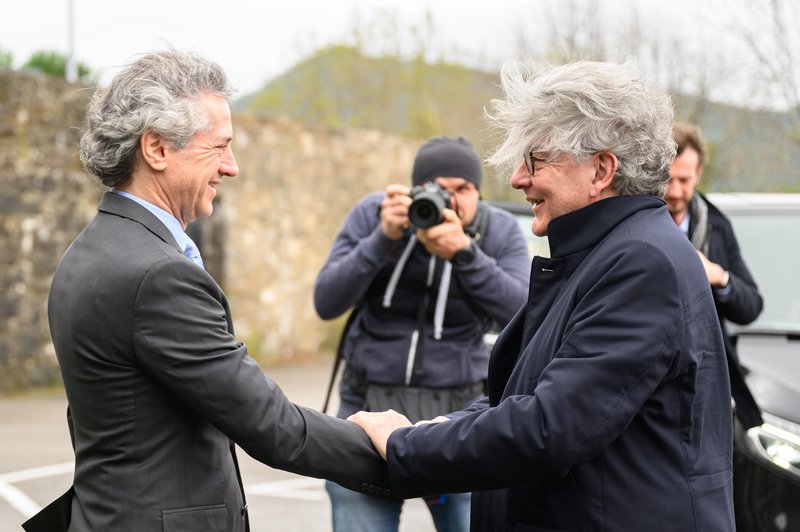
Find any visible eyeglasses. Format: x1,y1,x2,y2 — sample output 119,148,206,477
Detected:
524,148,548,176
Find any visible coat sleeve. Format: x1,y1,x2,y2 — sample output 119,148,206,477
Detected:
714,221,763,325
313,193,404,319
384,240,687,497
132,257,393,497
451,208,530,327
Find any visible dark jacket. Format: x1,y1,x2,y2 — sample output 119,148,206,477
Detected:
384,196,735,532
314,192,530,417
40,192,392,532
689,193,764,428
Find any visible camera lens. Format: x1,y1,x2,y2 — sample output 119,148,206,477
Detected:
408,183,451,228
409,198,443,228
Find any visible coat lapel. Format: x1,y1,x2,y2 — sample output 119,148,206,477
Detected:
487,307,525,405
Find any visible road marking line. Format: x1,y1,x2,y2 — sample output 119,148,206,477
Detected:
245,478,326,501
0,480,41,519
247,488,326,501
0,461,329,520
0,461,74,483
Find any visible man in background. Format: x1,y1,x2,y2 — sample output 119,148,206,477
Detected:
668,122,764,429
26,50,392,532
315,135,530,532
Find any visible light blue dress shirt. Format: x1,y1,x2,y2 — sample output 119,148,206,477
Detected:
111,189,204,269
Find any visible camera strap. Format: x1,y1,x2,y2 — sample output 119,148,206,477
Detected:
465,200,490,243
410,201,492,384
454,201,494,330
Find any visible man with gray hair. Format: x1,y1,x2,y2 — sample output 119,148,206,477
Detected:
24,50,392,532
351,60,736,531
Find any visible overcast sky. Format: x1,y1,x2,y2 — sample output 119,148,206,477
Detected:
1,0,531,96
2,0,794,110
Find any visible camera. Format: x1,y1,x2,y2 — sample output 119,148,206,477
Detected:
408,182,452,228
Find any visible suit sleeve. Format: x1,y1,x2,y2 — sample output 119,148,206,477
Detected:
313,193,404,319
384,241,686,497
132,257,393,497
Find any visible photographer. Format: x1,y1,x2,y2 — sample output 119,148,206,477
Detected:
314,135,530,532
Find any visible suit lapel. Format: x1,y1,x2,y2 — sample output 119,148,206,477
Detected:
98,191,182,253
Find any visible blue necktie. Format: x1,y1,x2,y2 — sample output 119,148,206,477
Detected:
183,237,205,269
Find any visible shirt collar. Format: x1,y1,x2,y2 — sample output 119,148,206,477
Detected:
110,189,190,252
678,211,690,235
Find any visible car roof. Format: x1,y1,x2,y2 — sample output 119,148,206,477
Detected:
707,192,800,215
489,193,800,215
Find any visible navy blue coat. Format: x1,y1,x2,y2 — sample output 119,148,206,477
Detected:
385,196,735,531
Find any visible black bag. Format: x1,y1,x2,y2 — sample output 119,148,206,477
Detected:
364,382,483,424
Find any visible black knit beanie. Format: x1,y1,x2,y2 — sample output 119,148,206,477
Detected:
411,136,483,190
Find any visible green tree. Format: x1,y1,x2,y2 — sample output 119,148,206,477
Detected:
22,50,91,80
0,49,12,70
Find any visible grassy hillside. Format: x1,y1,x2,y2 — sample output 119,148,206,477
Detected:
239,46,799,195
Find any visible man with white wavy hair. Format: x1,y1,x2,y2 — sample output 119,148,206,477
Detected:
351,60,736,531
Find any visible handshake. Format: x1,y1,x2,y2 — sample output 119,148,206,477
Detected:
348,410,450,459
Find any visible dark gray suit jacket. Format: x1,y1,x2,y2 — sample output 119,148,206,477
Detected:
34,192,392,532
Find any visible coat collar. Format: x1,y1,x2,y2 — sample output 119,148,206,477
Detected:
97,191,181,252
546,195,666,258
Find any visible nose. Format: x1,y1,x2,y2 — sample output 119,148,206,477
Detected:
510,160,531,190
221,146,239,177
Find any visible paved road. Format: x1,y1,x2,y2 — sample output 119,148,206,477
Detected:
0,357,437,531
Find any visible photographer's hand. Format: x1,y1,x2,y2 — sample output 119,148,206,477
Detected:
380,184,412,240
417,208,472,260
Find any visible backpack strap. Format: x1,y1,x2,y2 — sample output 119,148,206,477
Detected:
321,304,361,413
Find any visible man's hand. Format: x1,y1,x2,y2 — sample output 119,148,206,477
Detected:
416,208,472,260
348,410,412,460
380,184,412,240
696,250,728,287
414,415,449,426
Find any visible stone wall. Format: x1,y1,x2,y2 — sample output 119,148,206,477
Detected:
0,72,99,393
0,72,419,393
220,115,417,362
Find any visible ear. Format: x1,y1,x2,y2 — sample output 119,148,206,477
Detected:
590,151,618,198
696,164,704,181
139,129,168,172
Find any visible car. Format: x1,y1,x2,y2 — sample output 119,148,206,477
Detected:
709,193,800,532
490,193,800,532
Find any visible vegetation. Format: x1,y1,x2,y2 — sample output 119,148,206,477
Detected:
0,49,12,70
22,50,91,81
240,47,798,197
238,1,800,195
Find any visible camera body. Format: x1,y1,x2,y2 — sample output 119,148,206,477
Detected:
408,182,452,228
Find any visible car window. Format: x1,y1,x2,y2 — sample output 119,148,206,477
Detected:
726,212,800,334
513,213,550,259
